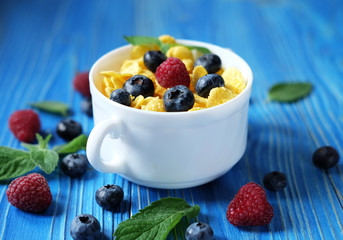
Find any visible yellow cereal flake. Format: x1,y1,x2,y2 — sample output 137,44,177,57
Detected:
194,94,208,108
182,59,194,73
206,87,234,108
158,35,176,44
120,59,142,75
222,67,246,94
153,81,166,98
190,66,207,92
188,106,206,112
131,95,147,109
166,46,193,60
101,71,133,98
216,68,224,75
130,45,149,59
145,98,165,112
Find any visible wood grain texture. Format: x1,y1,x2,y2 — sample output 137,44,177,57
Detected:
0,0,342,239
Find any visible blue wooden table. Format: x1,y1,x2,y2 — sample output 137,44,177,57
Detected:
1,0,343,239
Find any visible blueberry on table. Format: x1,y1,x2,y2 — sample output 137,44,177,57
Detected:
95,184,124,210
81,98,93,116
194,53,222,74
195,74,225,98
70,214,102,240
185,222,214,240
60,153,88,178
312,146,340,169
144,50,167,72
109,89,131,106
263,171,287,192
56,119,82,141
123,75,155,98
163,85,195,112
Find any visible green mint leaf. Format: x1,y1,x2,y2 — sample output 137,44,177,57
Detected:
30,101,69,116
53,134,88,154
29,149,59,174
114,197,200,240
185,45,211,54
22,134,59,174
124,36,161,46
0,147,35,181
268,82,313,102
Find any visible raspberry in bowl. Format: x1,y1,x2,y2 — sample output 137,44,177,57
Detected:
86,36,253,189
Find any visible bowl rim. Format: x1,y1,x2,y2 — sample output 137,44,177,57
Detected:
89,39,253,117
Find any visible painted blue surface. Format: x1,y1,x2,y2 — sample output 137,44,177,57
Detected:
0,0,343,239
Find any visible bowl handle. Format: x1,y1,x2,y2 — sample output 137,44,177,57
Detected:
86,118,127,174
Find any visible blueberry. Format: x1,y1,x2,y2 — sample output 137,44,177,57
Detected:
195,74,225,98
312,146,340,169
60,153,88,178
56,119,82,141
109,89,131,106
185,222,214,240
263,171,287,192
194,54,222,74
144,50,167,72
95,184,124,210
123,75,155,98
81,98,93,116
163,85,194,112
70,214,102,240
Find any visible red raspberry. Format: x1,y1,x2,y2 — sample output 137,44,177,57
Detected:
6,173,52,212
155,57,190,88
9,109,41,143
226,182,273,226
73,72,91,97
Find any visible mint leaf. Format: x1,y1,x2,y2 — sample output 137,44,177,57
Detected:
114,197,200,240
123,36,211,54
22,134,59,174
0,147,35,181
53,134,88,154
124,36,161,46
186,45,211,54
268,82,313,102
30,101,69,116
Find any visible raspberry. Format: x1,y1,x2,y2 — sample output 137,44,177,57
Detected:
73,72,91,97
6,173,52,212
226,182,273,226
155,57,190,88
8,109,41,143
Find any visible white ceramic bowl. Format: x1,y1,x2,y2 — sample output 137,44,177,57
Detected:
87,40,253,189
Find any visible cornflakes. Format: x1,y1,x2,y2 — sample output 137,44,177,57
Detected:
166,46,193,60
101,35,246,112
207,87,235,108
222,67,246,94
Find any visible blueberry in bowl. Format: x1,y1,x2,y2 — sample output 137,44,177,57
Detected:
123,75,155,98
163,85,195,112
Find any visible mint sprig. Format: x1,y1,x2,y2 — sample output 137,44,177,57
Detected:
268,82,313,102
124,35,211,54
30,101,70,116
114,197,200,240
0,133,88,181
53,134,88,154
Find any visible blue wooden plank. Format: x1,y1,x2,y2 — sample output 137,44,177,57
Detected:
0,0,343,239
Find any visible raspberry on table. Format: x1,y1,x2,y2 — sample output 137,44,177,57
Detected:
226,182,273,226
155,57,190,88
8,109,41,143
73,72,91,97
6,173,52,212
